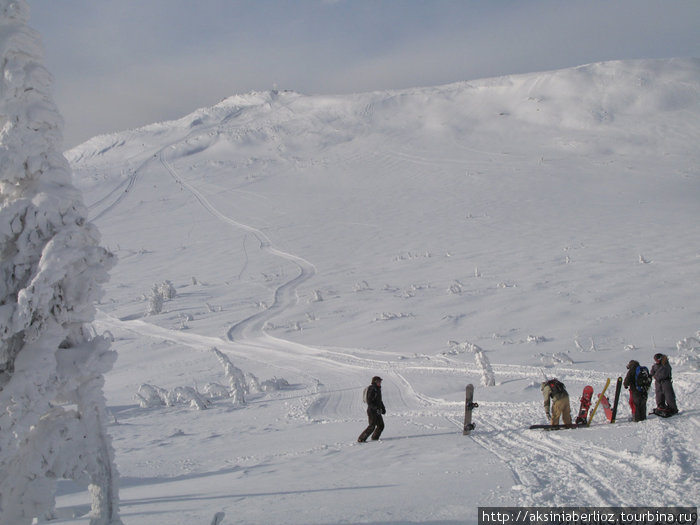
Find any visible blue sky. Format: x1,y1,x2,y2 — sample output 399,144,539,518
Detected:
28,0,700,148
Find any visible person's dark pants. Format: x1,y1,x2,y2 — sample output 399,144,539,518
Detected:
629,390,647,421
358,408,384,441
655,380,678,413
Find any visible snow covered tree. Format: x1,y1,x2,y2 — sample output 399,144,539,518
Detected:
212,347,247,405
0,2,121,524
145,283,164,315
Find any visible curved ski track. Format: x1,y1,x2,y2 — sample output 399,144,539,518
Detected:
158,146,317,345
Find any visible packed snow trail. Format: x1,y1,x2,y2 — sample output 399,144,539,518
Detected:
158,145,317,344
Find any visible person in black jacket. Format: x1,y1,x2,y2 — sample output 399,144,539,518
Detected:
358,376,386,442
651,353,678,415
623,360,647,422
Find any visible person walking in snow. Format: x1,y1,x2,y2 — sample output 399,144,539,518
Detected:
623,359,648,422
541,378,572,425
651,353,678,416
358,376,386,442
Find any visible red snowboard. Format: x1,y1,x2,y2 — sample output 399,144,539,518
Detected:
599,394,613,422
575,386,594,425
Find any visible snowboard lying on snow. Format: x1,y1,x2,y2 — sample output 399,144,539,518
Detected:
649,407,676,418
528,423,583,430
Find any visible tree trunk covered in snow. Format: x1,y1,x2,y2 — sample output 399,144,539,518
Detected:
0,2,121,524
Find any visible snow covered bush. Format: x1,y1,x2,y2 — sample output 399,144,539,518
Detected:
446,340,496,386
212,347,247,405
675,334,700,371
0,3,120,524
135,348,291,413
144,280,176,316
136,383,209,410
159,279,177,300
170,386,208,410
260,376,291,391
145,283,164,315
204,382,231,399
134,384,169,408
536,352,575,366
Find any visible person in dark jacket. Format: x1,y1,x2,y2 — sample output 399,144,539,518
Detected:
651,353,678,415
623,359,647,421
358,376,386,442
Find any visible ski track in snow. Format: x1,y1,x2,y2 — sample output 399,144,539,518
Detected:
158,145,317,345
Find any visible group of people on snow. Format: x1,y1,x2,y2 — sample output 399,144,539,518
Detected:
541,352,678,426
624,353,678,421
358,353,677,441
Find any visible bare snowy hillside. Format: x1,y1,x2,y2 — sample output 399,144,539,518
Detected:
58,59,700,525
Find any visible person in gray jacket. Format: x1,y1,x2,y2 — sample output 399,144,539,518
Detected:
651,353,678,415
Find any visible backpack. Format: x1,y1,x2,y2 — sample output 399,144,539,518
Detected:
547,379,566,396
635,366,652,392
362,386,369,404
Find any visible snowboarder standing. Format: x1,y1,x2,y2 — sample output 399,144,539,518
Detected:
358,376,386,442
541,379,572,426
651,353,678,415
623,360,648,421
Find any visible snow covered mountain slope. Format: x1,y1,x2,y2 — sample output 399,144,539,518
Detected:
58,59,699,524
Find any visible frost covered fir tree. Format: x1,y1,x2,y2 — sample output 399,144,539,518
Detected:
0,2,121,524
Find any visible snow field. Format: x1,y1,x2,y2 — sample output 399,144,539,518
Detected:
54,58,700,524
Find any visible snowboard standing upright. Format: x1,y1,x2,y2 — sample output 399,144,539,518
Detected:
610,376,623,423
588,378,611,426
463,384,478,435
575,385,594,425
